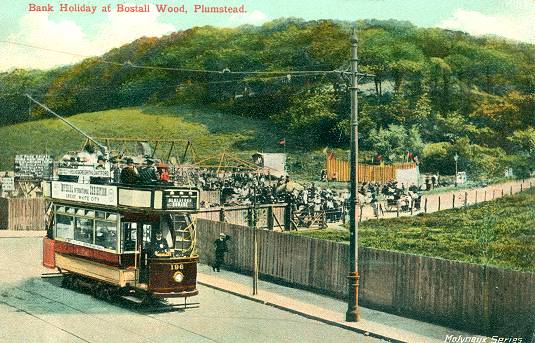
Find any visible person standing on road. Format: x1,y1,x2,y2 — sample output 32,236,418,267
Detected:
213,233,231,272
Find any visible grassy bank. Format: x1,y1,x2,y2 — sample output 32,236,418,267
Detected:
0,105,335,181
292,188,535,271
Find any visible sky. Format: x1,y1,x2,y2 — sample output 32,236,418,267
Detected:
1,0,535,71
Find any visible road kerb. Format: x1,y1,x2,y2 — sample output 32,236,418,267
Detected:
197,272,444,343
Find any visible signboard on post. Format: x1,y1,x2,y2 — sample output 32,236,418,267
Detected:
14,155,53,179
396,166,420,187
252,153,287,177
51,181,117,206
0,177,15,191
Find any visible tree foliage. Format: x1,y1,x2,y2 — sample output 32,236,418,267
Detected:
1,18,534,178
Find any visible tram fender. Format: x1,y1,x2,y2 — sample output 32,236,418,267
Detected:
43,237,56,269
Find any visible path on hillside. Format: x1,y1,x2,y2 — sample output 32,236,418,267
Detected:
353,177,535,222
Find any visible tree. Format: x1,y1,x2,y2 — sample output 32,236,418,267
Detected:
272,91,337,147
367,124,423,162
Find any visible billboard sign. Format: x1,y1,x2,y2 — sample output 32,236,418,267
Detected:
14,155,53,179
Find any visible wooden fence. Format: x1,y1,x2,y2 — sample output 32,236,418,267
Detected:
0,197,46,230
326,157,417,183
196,219,535,340
199,190,221,206
194,203,288,230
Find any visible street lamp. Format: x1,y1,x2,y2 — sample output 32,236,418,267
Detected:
454,153,459,187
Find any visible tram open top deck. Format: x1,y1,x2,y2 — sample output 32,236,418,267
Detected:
42,180,200,213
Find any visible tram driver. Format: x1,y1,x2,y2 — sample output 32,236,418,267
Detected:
149,230,170,257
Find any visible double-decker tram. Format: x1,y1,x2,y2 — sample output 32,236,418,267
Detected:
42,177,201,305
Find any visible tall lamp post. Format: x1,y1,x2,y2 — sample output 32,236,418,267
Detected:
346,28,360,322
454,153,459,187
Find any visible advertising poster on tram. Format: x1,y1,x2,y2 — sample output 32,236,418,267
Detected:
1,0,535,342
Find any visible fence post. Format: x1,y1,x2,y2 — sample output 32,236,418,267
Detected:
267,206,274,231
424,198,428,213
510,185,513,196
219,207,226,223
501,189,504,197
284,204,292,231
397,202,400,217
475,191,478,204
247,207,253,227
493,189,496,199
520,184,523,192
438,196,441,211
452,194,455,208
483,190,487,202
464,192,468,207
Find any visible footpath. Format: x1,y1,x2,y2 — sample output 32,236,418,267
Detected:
355,177,535,222
197,264,487,343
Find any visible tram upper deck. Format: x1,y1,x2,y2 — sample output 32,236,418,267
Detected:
42,180,200,213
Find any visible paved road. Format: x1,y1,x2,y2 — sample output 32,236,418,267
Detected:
0,237,382,343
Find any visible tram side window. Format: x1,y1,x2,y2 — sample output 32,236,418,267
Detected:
75,218,94,244
122,222,137,252
95,220,117,251
56,214,74,240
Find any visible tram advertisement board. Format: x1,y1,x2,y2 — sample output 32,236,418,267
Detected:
51,181,117,206
14,155,53,179
163,190,199,210
58,167,112,178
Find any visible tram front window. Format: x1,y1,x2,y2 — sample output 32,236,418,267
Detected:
122,222,137,252
75,218,94,244
56,214,74,240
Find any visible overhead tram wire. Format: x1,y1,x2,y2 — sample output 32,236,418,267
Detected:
0,40,374,77
1,72,329,100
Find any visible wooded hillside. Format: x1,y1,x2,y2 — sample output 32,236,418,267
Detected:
1,19,534,178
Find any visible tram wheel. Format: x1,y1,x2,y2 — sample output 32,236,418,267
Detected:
71,277,82,291
95,286,114,301
141,294,156,305
61,275,72,288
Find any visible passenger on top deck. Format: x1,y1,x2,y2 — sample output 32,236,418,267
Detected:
77,144,99,165
159,166,170,182
139,159,159,184
120,158,140,184
90,156,110,184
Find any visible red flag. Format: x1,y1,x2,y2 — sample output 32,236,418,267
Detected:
278,138,286,145
327,151,335,160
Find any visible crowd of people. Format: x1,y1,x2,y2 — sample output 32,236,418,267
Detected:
56,145,424,224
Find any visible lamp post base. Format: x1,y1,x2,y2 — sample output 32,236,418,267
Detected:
345,271,360,322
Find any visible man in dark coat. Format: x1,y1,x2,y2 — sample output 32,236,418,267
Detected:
213,233,231,272
139,159,159,184
120,158,140,184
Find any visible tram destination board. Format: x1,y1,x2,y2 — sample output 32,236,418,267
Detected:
163,189,199,210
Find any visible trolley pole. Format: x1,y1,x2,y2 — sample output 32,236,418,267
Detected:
346,28,361,322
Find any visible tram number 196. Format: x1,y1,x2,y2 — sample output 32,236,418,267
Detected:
170,264,184,271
